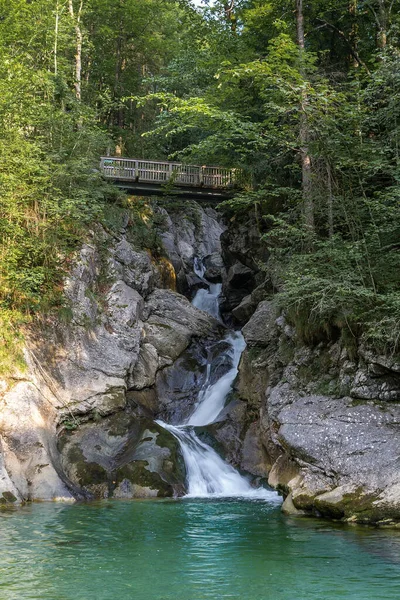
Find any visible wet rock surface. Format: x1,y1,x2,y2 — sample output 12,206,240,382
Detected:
157,203,224,294
155,337,239,425
155,340,210,424
203,252,225,283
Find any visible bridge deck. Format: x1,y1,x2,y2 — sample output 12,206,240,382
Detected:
100,157,238,193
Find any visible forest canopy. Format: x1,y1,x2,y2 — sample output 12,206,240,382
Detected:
0,0,399,371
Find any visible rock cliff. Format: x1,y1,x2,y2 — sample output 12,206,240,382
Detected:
234,301,400,525
216,215,400,526
0,202,223,503
1,199,399,527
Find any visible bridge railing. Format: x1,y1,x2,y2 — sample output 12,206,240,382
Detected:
100,157,238,189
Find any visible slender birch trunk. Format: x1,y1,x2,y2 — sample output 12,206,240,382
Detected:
68,0,83,100
296,0,314,234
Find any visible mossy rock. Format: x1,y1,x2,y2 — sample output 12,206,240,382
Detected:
59,411,185,499
314,487,400,525
0,491,18,505
114,460,173,498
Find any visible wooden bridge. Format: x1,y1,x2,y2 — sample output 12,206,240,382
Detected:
100,157,239,200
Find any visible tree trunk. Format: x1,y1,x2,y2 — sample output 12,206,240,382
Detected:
296,0,314,234
296,0,305,48
224,1,237,32
377,0,388,48
114,15,125,128
68,0,83,100
349,0,359,68
367,0,389,49
54,2,60,75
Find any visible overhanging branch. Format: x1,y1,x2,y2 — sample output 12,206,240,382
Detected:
316,18,371,75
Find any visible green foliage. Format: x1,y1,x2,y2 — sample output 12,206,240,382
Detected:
102,198,163,254
0,0,399,375
0,0,189,373
133,0,400,358
0,62,111,371
0,312,26,378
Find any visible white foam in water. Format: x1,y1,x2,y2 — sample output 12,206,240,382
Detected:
192,284,222,321
157,422,278,500
192,256,222,320
187,331,246,426
193,256,206,279
157,257,280,502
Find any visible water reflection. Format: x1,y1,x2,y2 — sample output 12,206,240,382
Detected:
0,500,399,600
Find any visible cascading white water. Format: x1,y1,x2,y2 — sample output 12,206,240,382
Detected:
192,256,222,321
192,285,222,321
193,256,206,279
160,422,270,498
187,331,245,426
157,257,278,501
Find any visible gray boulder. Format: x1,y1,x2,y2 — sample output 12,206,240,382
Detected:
232,294,256,324
204,252,225,283
59,411,185,499
113,239,159,297
268,392,400,524
242,300,277,346
351,365,400,401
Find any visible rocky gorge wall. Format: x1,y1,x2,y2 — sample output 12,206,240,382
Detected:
0,202,224,503
213,215,400,527
1,200,399,528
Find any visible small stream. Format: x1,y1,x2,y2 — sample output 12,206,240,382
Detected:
157,258,276,500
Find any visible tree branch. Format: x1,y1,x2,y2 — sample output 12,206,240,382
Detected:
364,1,381,28
316,18,371,74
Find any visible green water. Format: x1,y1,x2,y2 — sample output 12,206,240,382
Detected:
0,499,399,600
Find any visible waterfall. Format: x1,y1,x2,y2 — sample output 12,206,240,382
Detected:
192,256,222,321
187,331,245,427
157,258,278,501
160,423,269,498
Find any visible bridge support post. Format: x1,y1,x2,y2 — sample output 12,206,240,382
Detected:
199,166,204,187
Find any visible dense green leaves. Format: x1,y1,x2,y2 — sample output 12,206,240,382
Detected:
0,0,185,373
133,0,400,355
0,0,399,368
